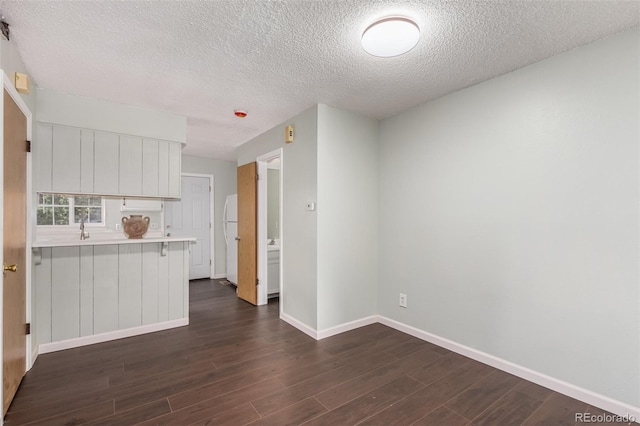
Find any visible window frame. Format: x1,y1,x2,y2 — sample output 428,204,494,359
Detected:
36,194,106,228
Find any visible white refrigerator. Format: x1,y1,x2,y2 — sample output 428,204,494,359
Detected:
223,194,238,284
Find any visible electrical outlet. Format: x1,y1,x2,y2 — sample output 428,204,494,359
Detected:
150,222,159,230
115,223,121,231
399,293,407,308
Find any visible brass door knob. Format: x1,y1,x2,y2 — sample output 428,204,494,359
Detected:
3,264,17,272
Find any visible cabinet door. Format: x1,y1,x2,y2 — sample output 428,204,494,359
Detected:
80,130,94,193
52,126,81,193
94,132,119,194
168,142,181,197
142,139,159,196
119,135,143,196
34,123,53,192
158,140,170,197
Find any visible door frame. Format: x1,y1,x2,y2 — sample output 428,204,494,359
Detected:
256,148,283,308
0,71,33,418
166,173,215,278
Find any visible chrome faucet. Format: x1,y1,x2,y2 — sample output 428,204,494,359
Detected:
80,214,90,240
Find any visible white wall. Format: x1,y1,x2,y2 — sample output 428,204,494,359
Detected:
378,27,639,407
237,105,318,329
36,88,186,143
181,155,237,277
317,105,378,331
0,39,37,117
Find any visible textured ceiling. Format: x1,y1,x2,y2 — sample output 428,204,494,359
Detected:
0,1,638,161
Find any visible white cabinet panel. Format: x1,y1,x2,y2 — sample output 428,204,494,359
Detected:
142,139,159,196
52,126,81,193
142,244,160,325
168,142,181,197
80,246,94,336
35,123,53,192
94,132,120,195
158,243,170,322
120,135,143,196
93,245,119,334
119,244,142,329
80,130,94,193
35,248,52,345
158,140,170,197
168,242,184,320
51,247,80,341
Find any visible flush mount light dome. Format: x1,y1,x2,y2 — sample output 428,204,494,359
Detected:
361,17,420,58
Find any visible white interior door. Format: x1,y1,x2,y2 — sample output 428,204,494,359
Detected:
165,175,212,279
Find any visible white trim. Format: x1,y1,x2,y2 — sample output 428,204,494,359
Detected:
212,273,226,279
317,316,378,340
280,312,317,339
38,318,189,354
377,316,640,420
256,148,282,307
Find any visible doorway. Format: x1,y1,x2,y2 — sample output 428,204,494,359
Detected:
257,149,282,307
164,174,214,279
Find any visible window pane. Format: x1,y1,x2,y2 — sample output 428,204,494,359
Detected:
88,208,102,223
37,206,53,225
54,195,69,205
54,207,69,225
89,197,102,206
74,207,89,223
74,196,89,206
38,194,53,205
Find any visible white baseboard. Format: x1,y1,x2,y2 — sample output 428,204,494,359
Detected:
212,273,226,279
378,316,640,421
317,315,378,340
38,318,189,354
280,312,318,339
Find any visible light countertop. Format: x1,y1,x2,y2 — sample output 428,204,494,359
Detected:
33,236,196,248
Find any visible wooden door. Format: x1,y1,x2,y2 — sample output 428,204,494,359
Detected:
3,89,27,414
237,162,257,305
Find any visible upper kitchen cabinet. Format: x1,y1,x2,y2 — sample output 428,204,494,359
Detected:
35,123,182,198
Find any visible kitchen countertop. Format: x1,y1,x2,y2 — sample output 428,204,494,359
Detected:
33,236,196,248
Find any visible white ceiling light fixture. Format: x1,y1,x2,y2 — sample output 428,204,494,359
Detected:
361,17,420,58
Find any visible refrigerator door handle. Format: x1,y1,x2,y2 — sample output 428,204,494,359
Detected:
223,199,229,245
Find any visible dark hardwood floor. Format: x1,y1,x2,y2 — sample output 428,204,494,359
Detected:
5,279,630,425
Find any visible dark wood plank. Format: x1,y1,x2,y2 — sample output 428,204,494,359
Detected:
522,392,589,426
411,406,470,426
315,346,444,410
359,361,491,426
8,400,114,426
304,376,425,426
444,369,522,420
472,390,543,425
247,397,328,426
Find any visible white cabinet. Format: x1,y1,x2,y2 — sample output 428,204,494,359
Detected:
51,126,81,193
34,241,190,348
142,139,160,196
267,249,280,295
94,131,119,194
35,123,182,198
119,135,143,195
